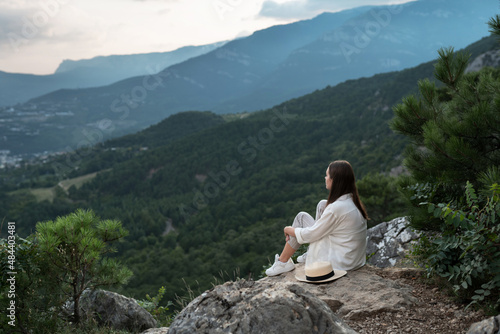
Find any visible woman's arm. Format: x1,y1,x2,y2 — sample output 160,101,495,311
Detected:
295,209,337,244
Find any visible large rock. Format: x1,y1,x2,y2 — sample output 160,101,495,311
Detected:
79,289,157,333
270,264,419,320
466,49,500,73
168,279,357,334
160,265,419,334
366,217,420,268
467,315,500,334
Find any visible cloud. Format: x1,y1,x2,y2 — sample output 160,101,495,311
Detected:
258,0,412,19
0,0,294,74
0,1,108,73
0,3,61,54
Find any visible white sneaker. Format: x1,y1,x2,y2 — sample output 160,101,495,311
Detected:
296,252,307,263
266,254,295,276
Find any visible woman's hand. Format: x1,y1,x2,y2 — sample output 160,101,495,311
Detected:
284,226,296,241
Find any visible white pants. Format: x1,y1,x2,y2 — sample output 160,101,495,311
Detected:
288,199,327,250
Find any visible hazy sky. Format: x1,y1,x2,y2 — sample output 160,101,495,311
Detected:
0,0,413,75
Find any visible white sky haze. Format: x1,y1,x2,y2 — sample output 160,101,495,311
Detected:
0,0,414,75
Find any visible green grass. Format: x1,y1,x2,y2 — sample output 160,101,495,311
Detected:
30,187,57,202
58,172,100,192
9,171,102,203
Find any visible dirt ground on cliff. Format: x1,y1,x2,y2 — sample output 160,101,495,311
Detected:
344,267,488,334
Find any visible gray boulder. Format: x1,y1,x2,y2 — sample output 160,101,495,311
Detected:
266,264,419,320
467,315,500,334
142,328,170,334
168,279,357,334
79,289,157,333
366,217,420,268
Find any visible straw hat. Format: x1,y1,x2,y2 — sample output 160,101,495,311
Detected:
295,261,347,283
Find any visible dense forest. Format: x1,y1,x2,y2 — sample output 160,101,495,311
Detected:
0,34,498,308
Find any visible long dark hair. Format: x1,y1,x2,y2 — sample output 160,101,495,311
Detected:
326,160,369,220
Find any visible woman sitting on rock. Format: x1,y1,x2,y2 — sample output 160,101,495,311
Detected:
266,160,368,276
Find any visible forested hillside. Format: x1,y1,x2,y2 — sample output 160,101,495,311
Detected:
1,34,498,306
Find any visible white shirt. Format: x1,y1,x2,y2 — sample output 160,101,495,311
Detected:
295,194,367,271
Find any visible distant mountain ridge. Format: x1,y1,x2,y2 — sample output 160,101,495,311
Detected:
0,41,226,107
54,42,227,76
0,0,497,156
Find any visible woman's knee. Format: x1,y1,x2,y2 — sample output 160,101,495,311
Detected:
292,212,308,226
293,211,315,229
296,211,309,219
316,199,327,219
317,199,327,211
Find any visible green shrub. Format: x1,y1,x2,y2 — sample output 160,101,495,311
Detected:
0,236,62,333
418,182,499,312
137,286,174,327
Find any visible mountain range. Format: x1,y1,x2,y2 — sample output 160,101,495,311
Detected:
0,41,225,107
0,0,496,157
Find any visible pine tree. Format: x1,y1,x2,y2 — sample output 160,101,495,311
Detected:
390,15,500,229
489,14,500,38
389,16,500,310
35,209,132,324
391,51,500,187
